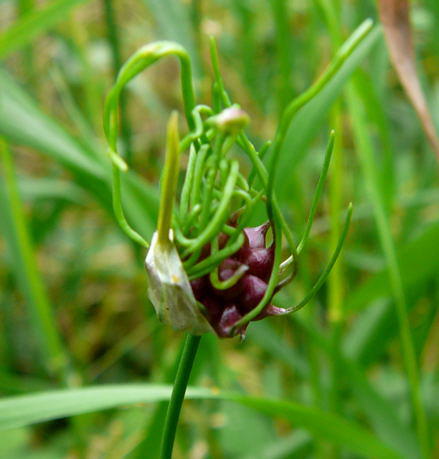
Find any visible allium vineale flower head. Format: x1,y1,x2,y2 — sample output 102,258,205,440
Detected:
103,34,363,338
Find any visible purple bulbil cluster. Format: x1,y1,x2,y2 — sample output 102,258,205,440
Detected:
190,223,288,338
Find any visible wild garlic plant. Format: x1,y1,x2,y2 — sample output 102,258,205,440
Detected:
103,19,371,458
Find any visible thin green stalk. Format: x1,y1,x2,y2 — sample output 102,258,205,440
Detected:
133,337,188,458
317,3,345,442
0,139,68,379
181,161,240,257
0,286,13,370
160,334,201,459
300,260,323,411
327,108,343,324
232,2,259,104
102,0,132,162
269,0,293,115
326,106,344,459
285,203,352,314
346,82,430,458
316,0,344,325
68,11,102,131
17,0,37,91
190,0,203,75
50,65,99,152
157,112,180,247
297,131,335,254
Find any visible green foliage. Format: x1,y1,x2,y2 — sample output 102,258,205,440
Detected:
0,0,90,58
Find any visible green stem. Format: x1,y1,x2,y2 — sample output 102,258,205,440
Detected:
270,0,293,115
68,12,101,132
102,0,132,162
317,5,344,448
157,112,180,247
297,131,335,254
17,0,37,91
160,334,201,459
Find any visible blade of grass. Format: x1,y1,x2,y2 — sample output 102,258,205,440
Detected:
230,1,261,106
0,0,90,59
269,0,293,115
0,384,213,431
346,79,430,457
17,0,37,90
297,131,335,254
268,19,374,202
0,385,400,458
316,8,353,457
0,139,69,378
354,69,396,214
102,0,132,162
63,10,103,131
0,70,158,240
49,65,100,153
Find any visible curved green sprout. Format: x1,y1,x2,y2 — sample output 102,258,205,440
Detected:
103,41,197,249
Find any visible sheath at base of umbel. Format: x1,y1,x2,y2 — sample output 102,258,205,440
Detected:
145,232,213,335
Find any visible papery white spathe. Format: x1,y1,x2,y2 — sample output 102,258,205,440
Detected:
145,231,213,335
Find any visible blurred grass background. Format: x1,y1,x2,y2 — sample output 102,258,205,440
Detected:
0,0,438,458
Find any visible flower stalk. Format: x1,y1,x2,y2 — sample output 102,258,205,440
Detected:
159,334,201,459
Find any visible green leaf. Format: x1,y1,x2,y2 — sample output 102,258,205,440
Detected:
0,385,399,458
0,0,90,59
0,385,213,431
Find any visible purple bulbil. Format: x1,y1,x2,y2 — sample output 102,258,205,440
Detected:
190,222,288,338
